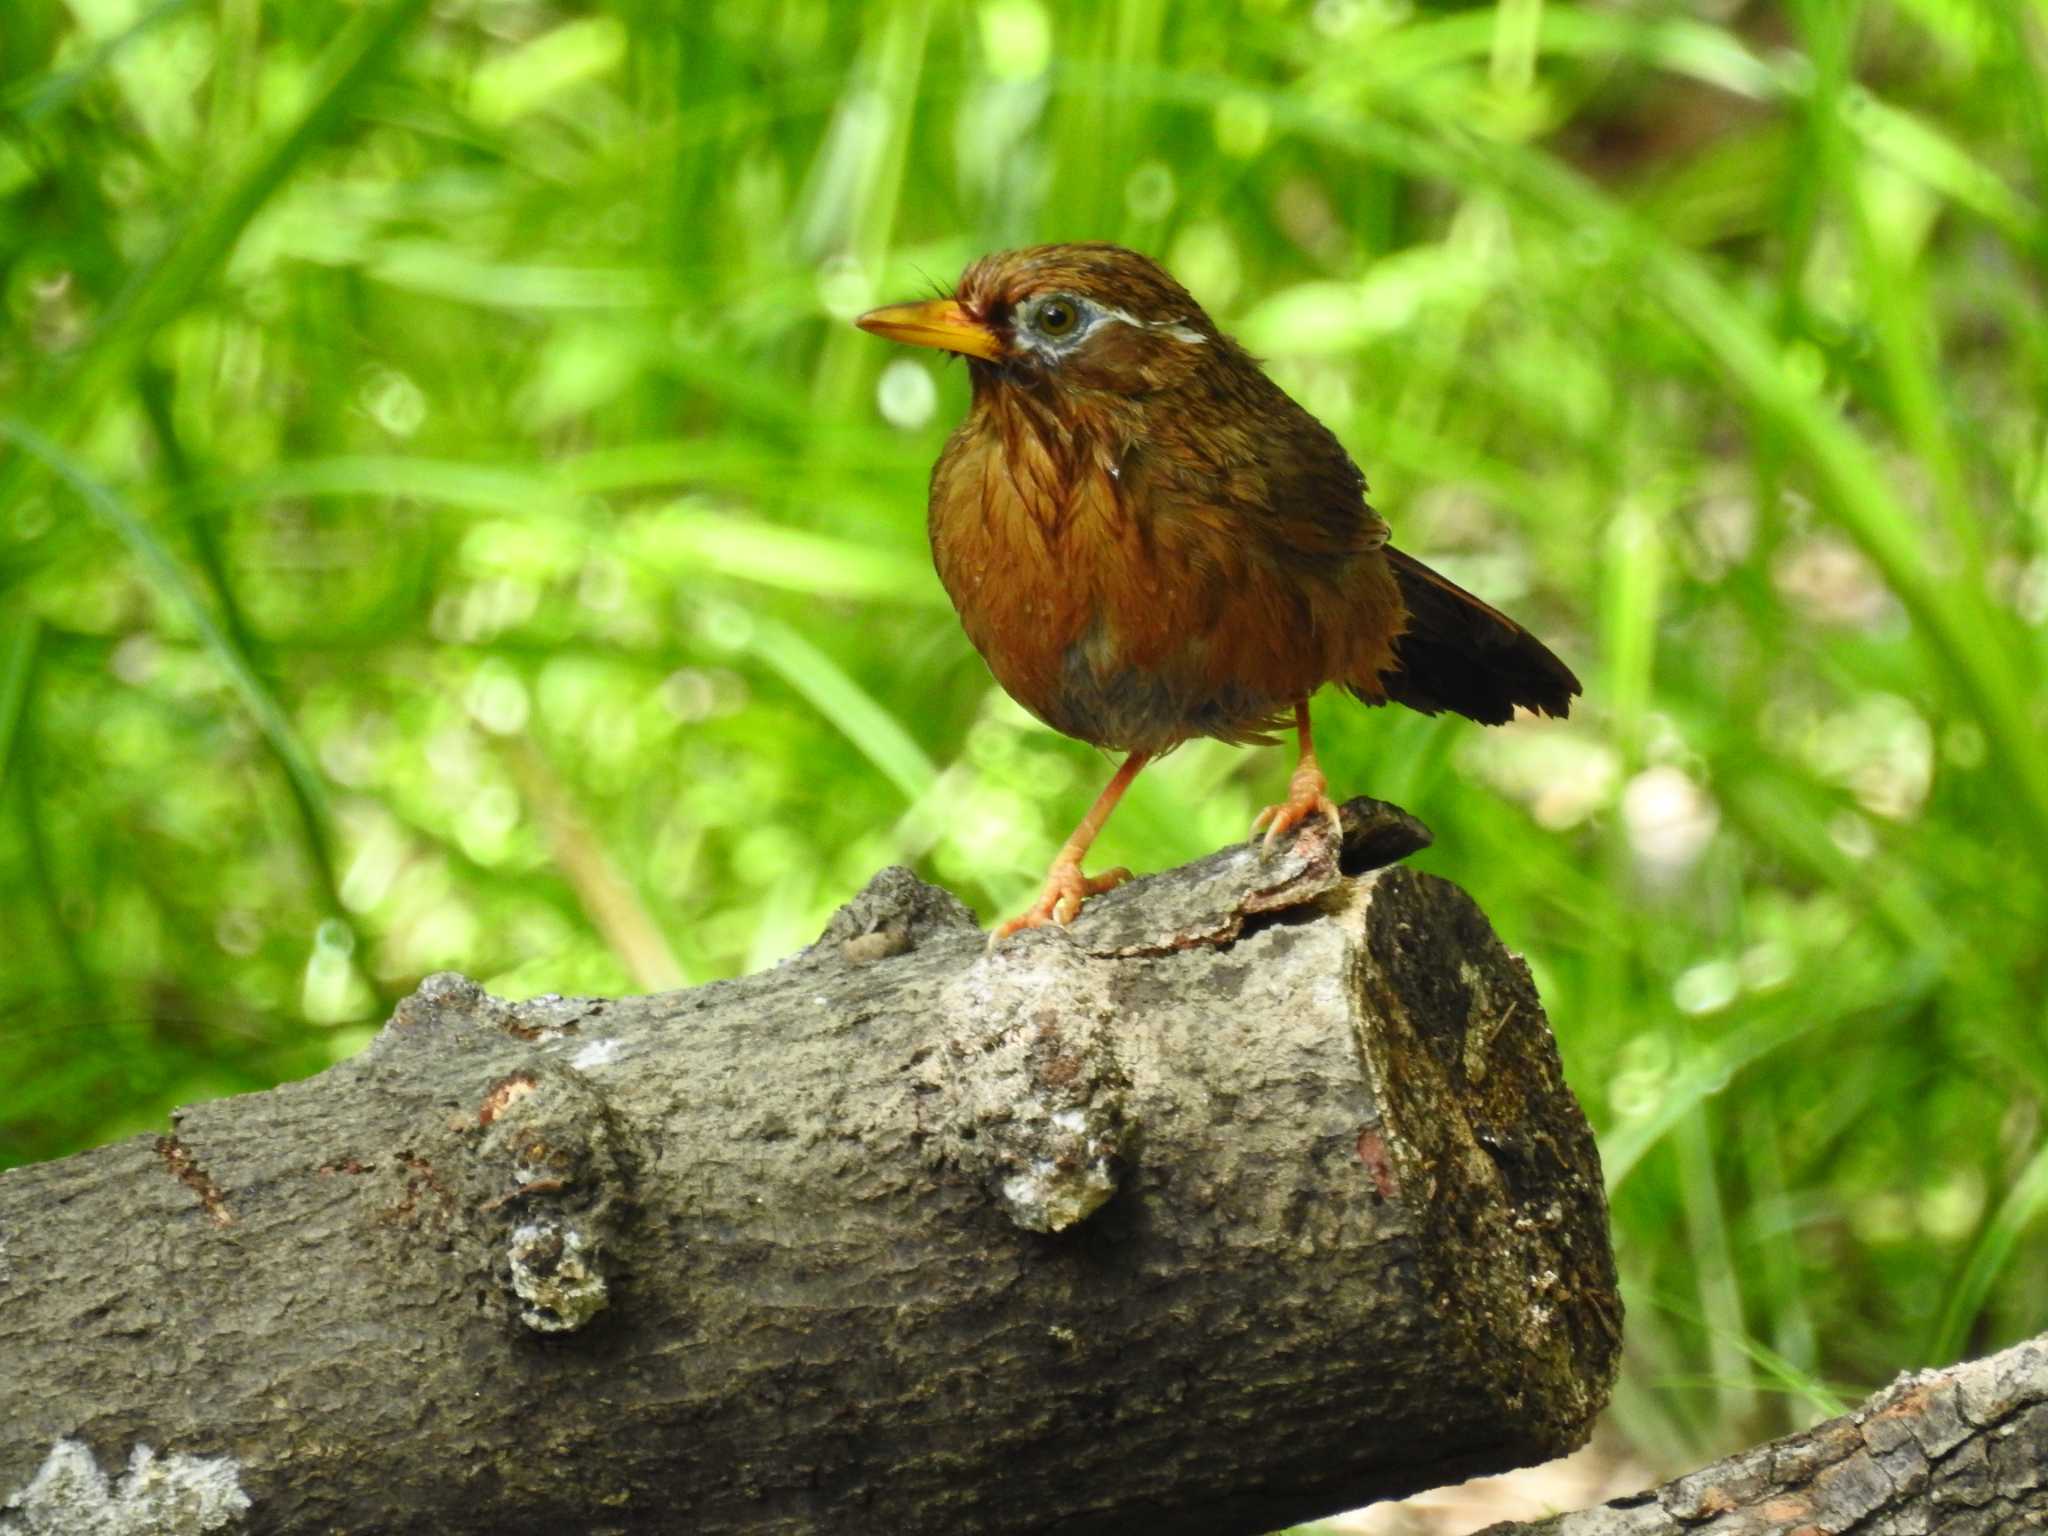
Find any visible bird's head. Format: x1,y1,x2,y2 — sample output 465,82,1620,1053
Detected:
856,244,1217,399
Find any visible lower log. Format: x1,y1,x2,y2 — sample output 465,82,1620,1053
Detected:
0,802,1620,1535
1482,1331,2048,1536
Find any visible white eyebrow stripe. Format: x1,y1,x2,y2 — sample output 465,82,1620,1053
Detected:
1091,302,1207,345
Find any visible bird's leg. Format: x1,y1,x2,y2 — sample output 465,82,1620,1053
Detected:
993,751,1151,942
1250,700,1343,850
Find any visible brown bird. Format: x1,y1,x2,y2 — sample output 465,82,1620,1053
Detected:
857,243,1578,939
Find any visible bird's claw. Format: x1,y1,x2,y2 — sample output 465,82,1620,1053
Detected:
990,861,1133,945
1251,765,1343,852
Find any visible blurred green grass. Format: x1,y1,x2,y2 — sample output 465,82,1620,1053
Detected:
4,0,2045,1476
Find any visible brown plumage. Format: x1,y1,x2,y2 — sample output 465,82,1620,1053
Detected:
858,243,1579,938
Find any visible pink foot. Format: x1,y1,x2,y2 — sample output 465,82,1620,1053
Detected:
992,860,1133,942
1250,760,1343,851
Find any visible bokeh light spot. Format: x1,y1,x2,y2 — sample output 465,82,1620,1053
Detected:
877,357,936,430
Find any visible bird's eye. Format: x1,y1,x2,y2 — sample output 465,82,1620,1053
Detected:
1033,297,1081,337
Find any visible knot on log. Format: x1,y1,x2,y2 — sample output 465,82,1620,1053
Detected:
506,1218,609,1334
390,968,491,1030
362,979,647,1336
387,969,619,1043
929,943,1131,1233
806,863,981,965
469,1058,638,1333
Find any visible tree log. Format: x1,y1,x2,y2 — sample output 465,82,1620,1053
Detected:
0,801,1620,1536
1480,1331,2048,1536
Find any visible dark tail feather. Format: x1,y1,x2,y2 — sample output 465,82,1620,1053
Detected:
1362,547,1581,725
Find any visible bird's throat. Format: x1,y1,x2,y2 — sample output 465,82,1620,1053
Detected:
970,380,1135,543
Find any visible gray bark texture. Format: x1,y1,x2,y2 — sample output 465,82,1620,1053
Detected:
0,800,1621,1536
1482,1331,2048,1536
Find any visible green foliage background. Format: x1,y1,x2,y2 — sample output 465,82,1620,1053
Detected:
3,0,2045,1473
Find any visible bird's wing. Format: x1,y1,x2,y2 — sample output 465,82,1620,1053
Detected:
1243,433,1389,568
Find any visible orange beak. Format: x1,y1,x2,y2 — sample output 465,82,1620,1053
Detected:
854,299,1003,362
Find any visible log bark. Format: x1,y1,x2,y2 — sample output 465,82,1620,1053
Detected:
1480,1331,2048,1536
0,800,1620,1536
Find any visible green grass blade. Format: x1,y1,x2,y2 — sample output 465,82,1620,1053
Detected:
1638,1286,1854,1420
0,418,377,998
0,614,36,799
737,612,937,805
1927,1138,2048,1367
2,0,196,120
2,421,325,816
212,457,943,605
0,0,430,512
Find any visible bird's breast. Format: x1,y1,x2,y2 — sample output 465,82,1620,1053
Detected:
927,408,1401,753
